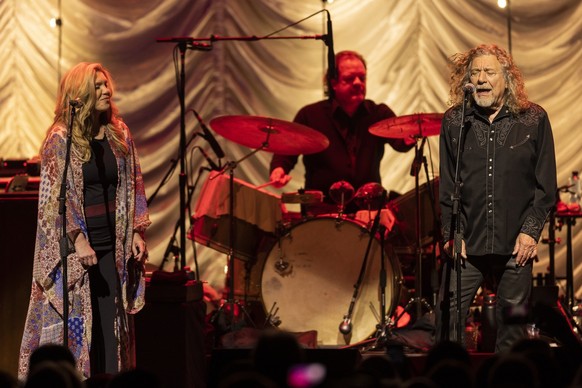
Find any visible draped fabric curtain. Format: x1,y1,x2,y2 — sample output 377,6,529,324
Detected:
1,0,581,299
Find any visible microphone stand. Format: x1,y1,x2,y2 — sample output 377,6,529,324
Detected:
155,39,213,271
450,97,470,344
58,103,77,347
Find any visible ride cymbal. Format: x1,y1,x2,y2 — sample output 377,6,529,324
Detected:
210,115,329,155
369,113,443,139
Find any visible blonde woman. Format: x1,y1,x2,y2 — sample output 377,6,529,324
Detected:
19,62,151,379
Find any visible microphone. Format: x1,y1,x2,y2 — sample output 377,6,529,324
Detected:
463,83,476,95
198,147,220,171
69,98,84,108
192,110,225,159
326,11,336,81
339,316,352,335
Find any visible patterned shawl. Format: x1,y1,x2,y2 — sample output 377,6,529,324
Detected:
18,121,151,380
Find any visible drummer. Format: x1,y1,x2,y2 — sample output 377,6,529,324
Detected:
269,50,415,215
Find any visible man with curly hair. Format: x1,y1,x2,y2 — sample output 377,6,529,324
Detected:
436,44,557,352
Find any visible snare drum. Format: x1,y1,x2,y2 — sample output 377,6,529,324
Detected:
260,216,402,346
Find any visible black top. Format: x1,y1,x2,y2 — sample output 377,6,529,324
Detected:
82,137,118,249
270,99,413,213
439,103,557,256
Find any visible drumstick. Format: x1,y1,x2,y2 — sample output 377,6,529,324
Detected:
255,180,277,190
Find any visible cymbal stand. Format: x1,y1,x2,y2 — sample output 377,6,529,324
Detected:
371,223,392,349
339,191,388,341
210,139,269,334
407,137,433,320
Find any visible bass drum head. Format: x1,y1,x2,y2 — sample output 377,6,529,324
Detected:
260,216,402,346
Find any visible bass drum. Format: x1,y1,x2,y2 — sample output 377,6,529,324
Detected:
260,216,402,346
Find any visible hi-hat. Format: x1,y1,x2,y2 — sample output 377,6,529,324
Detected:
369,113,443,139
210,115,329,155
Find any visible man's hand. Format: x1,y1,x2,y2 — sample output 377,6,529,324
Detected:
270,167,292,188
404,135,417,147
444,239,467,259
513,232,537,266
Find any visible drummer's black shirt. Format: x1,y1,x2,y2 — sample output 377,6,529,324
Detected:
439,103,557,255
270,99,413,213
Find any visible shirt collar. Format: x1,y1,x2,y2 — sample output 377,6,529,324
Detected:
331,99,369,118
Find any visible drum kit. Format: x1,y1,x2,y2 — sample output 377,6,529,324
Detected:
189,112,443,347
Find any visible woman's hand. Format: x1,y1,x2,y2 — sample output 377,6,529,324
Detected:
132,232,147,262
75,234,97,266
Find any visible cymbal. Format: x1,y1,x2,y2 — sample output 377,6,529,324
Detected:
210,115,330,155
369,113,443,139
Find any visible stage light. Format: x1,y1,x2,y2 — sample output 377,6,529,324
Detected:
497,0,507,8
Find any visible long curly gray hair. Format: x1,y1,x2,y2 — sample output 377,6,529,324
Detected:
447,44,530,114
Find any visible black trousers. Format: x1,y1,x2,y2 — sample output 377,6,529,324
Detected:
89,249,118,375
435,254,532,352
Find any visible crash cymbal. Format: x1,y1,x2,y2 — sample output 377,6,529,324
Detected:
210,115,329,155
369,113,443,139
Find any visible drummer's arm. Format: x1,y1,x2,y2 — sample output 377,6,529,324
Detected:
270,167,291,188
269,153,297,188
385,132,416,151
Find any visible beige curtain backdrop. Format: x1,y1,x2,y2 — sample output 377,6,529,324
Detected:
1,0,581,301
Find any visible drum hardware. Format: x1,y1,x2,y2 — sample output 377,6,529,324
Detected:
273,222,292,276
329,180,355,217
404,137,436,320
338,190,389,340
370,113,444,324
264,302,281,328
209,157,264,333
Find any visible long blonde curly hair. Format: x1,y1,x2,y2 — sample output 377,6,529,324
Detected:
44,62,128,162
447,44,530,114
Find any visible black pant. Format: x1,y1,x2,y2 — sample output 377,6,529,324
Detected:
435,254,532,352
89,249,118,375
